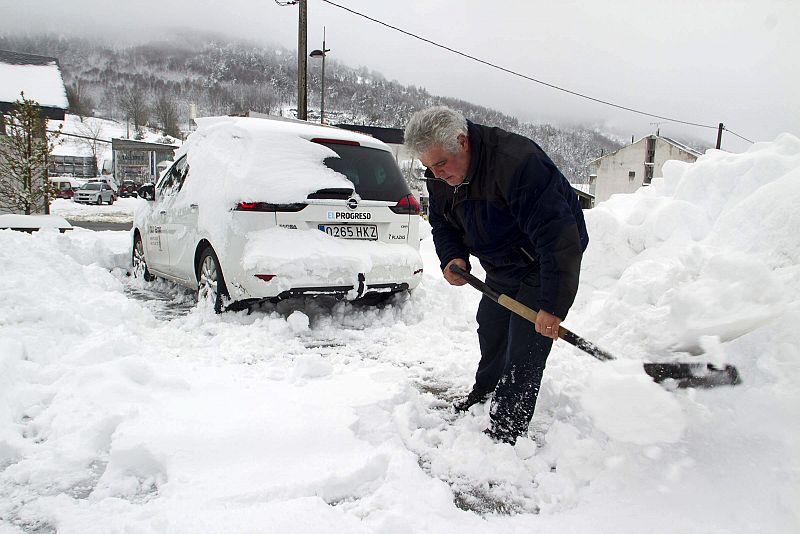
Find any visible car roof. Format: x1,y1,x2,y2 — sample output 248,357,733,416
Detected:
192,116,391,152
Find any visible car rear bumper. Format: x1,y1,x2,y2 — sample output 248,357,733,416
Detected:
225,228,423,302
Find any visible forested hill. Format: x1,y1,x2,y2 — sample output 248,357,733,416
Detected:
0,31,621,183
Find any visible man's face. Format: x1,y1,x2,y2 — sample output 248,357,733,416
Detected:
419,134,470,187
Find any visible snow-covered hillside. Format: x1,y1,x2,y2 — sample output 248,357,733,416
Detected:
1,135,798,533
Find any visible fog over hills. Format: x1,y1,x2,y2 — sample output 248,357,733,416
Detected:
0,31,632,183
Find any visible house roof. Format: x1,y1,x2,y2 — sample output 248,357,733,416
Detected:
112,138,179,152
571,182,594,197
588,134,702,164
0,49,69,119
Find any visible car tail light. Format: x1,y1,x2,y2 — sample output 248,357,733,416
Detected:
255,274,275,282
390,194,420,215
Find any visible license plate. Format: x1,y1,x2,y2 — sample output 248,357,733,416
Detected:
318,224,378,240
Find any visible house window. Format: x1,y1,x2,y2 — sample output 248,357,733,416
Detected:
628,170,636,180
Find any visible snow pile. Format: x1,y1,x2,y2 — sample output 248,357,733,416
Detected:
1,135,799,533
575,134,800,365
0,214,71,231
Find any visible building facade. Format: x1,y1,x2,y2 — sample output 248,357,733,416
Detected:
112,138,177,185
588,135,701,204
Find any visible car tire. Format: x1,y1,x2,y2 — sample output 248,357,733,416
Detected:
197,247,230,314
132,233,155,282
96,195,102,205
108,195,114,205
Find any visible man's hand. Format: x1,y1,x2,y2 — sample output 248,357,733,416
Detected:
535,309,562,340
443,258,468,286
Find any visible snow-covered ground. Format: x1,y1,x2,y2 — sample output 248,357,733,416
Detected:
1,136,799,533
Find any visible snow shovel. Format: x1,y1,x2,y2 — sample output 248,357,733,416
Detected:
449,265,741,389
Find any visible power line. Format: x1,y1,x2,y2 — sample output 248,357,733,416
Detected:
48,130,112,144
320,0,752,140
723,128,754,144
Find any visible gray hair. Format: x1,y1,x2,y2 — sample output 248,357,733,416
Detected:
404,106,468,157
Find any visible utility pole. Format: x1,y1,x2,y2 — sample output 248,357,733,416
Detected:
297,0,308,120
320,27,327,124
716,123,724,149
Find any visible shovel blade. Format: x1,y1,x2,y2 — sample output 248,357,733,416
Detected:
643,363,741,389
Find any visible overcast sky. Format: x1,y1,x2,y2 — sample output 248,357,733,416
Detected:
2,0,797,152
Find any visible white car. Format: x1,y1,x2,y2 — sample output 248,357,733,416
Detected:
131,116,424,312
73,182,116,204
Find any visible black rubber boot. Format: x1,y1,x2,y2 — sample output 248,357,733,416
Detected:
453,388,491,412
482,427,518,445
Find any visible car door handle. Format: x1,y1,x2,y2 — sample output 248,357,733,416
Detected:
190,204,198,210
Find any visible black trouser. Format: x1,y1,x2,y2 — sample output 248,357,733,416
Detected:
473,271,553,441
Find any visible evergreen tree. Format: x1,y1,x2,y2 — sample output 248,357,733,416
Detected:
0,93,61,214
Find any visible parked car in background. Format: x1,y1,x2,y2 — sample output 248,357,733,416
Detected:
131,116,423,313
49,177,79,199
118,180,138,198
73,182,116,204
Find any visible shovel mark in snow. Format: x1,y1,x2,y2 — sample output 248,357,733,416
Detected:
452,481,538,515
123,281,196,320
66,459,108,500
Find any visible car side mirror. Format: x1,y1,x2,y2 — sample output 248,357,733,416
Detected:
139,184,155,201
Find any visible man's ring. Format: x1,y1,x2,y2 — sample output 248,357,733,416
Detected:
546,326,552,330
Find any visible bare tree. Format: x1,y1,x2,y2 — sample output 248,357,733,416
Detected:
65,82,94,120
153,94,181,138
76,118,105,176
118,87,150,139
0,93,61,214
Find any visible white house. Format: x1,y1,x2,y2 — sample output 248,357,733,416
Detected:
588,135,701,204
0,49,68,215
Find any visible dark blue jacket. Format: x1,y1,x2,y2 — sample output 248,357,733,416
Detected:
426,121,589,319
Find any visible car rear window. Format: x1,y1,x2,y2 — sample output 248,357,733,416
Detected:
319,142,411,202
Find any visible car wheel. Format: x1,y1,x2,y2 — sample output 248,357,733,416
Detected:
132,233,155,282
108,195,114,205
96,195,102,205
197,247,229,314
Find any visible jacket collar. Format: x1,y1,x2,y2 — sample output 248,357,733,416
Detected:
464,120,481,185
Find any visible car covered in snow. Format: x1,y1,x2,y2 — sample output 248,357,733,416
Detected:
73,181,116,204
131,116,424,312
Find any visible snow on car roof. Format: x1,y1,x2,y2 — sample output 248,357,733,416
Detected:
164,116,395,252
176,116,390,208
